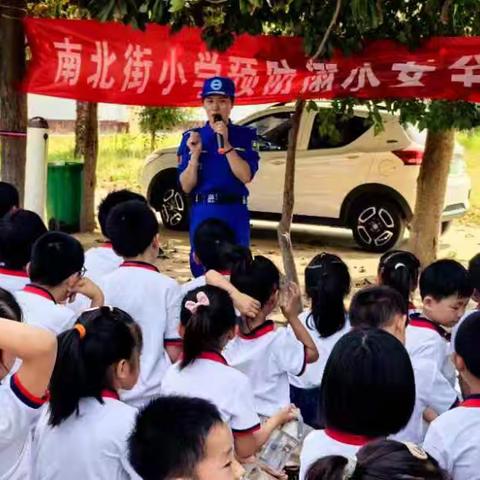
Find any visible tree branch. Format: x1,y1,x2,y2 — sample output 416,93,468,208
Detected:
310,0,342,61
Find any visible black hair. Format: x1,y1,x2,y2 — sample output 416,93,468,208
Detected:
0,181,19,218
106,200,159,258
0,209,47,270
304,253,350,338
193,218,250,271
49,306,142,427
180,286,236,369
321,329,415,437
378,250,420,305
349,286,407,330
419,259,472,301
230,255,280,307
468,253,480,291
0,288,22,322
455,311,480,379
129,396,224,480
306,439,447,480
98,189,147,238
29,232,84,287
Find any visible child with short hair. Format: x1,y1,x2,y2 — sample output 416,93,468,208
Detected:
0,181,19,218
378,249,421,314
306,439,447,480
129,396,245,480
406,259,472,386
161,285,296,459
33,306,142,480
99,200,182,407
86,189,147,282
289,253,351,429
0,288,57,479
14,232,104,334
424,311,480,479
223,255,318,419
299,328,415,480
350,286,457,444
0,209,47,292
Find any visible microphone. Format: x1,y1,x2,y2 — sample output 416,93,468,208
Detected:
213,113,225,154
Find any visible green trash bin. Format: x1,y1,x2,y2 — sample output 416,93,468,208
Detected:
47,162,84,233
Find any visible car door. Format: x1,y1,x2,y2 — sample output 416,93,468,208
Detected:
242,109,295,214
295,110,376,219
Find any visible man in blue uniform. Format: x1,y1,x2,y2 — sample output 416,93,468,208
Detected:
177,76,259,276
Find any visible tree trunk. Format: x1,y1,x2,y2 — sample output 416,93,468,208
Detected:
407,129,455,266
76,101,98,232
150,131,156,152
277,98,305,284
0,0,27,204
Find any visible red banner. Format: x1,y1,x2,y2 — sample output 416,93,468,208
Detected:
23,18,480,106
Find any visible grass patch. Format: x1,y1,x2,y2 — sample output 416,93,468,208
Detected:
48,132,182,194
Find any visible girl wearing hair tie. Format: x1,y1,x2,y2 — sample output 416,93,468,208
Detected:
32,306,142,480
161,285,296,460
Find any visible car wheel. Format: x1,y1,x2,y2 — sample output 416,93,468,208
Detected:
150,174,189,231
350,198,405,253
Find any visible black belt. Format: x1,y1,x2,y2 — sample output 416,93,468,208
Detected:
192,193,248,205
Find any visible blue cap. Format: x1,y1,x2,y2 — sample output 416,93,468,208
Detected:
201,76,235,99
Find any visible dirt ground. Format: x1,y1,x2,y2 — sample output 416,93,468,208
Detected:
76,219,480,301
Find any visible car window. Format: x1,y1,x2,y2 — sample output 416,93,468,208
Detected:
309,111,372,149
243,111,293,151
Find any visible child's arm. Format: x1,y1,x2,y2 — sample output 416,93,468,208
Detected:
281,283,319,364
0,319,57,398
205,270,260,318
70,278,105,308
423,407,439,424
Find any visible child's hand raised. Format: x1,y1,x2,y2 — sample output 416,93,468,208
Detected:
231,291,261,319
70,278,104,308
280,282,302,321
274,404,299,426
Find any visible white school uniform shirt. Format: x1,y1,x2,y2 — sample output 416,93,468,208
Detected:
223,320,306,417
0,374,48,480
424,395,480,480
392,356,457,445
84,242,122,282
406,314,456,386
288,311,350,390
161,352,261,436
33,391,140,480
300,429,371,480
99,261,182,407
14,285,76,335
0,268,29,293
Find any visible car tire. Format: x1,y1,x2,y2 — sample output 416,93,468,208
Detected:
350,198,405,253
150,172,189,231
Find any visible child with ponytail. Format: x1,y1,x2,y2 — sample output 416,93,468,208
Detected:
289,253,351,428
161,286,296,460
377,250,421,315
33,306,142,480
0,288,57,479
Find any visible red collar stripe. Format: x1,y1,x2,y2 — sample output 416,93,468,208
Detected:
460,395,480,408
197,351,228,365
10,374,48,409
23,284,56,303
239,320,275,340
101,389,120,400
409,316,451,340
100,242,113,249
325,427,377,446
120,261,159,272
0,268,28,278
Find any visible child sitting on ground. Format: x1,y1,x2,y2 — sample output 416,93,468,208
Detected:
129,396,245,480
0,209,47,292
14,232,104,334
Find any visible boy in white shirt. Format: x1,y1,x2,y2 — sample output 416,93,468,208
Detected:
224,255,318,417
406,259,472,387
15,232,104,335
99,200,183,407
349,285,457,444
0,209,47,292
424,311,480,479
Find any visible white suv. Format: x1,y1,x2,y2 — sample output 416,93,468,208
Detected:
141,103,471,252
